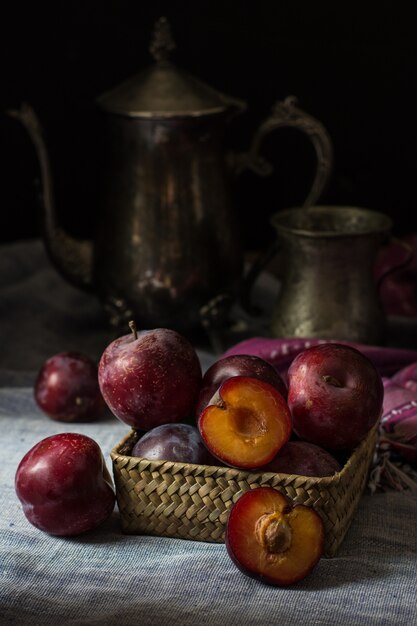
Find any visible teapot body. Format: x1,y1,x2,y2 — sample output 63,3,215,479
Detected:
94,112,243,329
10,14,333,337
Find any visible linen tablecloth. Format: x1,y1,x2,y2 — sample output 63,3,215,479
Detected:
1,240,417,625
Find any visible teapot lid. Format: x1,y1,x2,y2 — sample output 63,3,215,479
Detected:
97,17,245,118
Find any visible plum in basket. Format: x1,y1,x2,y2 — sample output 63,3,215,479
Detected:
131,423,215,465
260,441,341,477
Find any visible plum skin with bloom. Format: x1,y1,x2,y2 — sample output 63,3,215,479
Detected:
15,433,115,536
131,423,215,465
98,326,202,430
34,351,105,422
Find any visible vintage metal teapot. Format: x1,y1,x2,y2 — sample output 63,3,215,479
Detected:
11,18,333,333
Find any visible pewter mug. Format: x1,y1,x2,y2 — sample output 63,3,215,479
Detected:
264,206,408,344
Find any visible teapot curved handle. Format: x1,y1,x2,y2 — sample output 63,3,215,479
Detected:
236,95,333,207
237,96,333,315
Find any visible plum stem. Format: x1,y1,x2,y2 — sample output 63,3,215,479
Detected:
129,320,138,340
322,374,342,388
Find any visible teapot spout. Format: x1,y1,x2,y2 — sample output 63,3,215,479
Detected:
9,103,93,291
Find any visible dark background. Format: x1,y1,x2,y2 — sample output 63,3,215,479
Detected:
1,1,417,252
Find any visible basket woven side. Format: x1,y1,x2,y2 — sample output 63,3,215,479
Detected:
309,426,377,555
111,426,377,557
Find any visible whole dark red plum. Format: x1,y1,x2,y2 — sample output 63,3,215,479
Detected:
196,354,287,417
131,423,215,464
98,323,202,430
34,351,105,422
260,441,341,477
288,343,384,450
15,433,115,536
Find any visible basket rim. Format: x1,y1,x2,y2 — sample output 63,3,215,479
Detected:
110,423,378,486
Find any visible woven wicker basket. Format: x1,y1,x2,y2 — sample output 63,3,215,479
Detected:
111,425,377,557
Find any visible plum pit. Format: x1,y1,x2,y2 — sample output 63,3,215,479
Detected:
255,512,292,554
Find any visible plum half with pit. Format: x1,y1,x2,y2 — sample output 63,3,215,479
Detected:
199,376,291,469
34,351,105,422
131,423,215,465
196,354,287,417
260,441,341,477
226,487,324,586
15,433,115,536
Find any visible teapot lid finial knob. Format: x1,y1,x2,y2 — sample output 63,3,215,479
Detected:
149,17,176,62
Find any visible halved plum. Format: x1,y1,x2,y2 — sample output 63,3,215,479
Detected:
225,487,324,586
198,376,291,469
195,354,287,418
